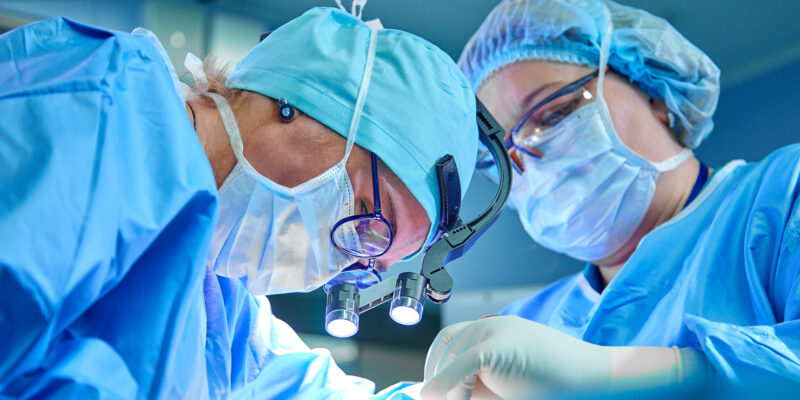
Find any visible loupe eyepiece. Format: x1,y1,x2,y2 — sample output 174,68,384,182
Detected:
325,283,360,338
389,272,427,326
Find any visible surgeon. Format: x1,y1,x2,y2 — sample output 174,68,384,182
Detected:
0,3,478,399
421,0,800,398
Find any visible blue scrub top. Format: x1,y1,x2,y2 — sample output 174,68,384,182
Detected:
0,18,421,399
502,144,800,384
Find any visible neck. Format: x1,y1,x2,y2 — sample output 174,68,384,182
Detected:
596,157,710,286
186,98,237,188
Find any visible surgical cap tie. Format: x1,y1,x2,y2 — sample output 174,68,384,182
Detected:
334,0,368,20
343,26,378,160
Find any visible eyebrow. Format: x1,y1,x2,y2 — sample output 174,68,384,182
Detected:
519,81,563,113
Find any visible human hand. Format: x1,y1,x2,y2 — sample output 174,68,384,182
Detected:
421,316,610,399
422,316,707,399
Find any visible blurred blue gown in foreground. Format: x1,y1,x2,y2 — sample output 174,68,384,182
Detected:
504,144,800,385
0,18,418,399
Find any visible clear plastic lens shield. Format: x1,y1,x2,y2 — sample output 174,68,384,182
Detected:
510,70,599,158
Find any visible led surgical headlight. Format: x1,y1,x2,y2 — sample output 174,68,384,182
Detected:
324,97,513,337
325,284,360,338
389,272,427,325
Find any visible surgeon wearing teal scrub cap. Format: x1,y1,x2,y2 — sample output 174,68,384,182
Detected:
422,0,800,398
0,4,476,399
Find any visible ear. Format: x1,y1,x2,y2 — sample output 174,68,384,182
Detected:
649,97,671,128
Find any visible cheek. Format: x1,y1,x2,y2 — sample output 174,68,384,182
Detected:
382,195,430,265
344,148,374,206
603,86,654,156
400,204,430,256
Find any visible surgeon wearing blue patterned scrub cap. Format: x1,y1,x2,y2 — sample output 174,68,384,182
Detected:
422,0,800,398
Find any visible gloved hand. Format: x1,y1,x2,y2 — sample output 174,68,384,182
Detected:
421,316,710,399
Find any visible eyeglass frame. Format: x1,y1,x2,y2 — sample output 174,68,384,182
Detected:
329,152,394,259
509,69,600,158
476,69,601,172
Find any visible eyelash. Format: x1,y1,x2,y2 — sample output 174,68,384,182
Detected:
540,99,580,127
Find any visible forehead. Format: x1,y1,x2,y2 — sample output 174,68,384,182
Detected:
479,60,594,101
476,60,595,127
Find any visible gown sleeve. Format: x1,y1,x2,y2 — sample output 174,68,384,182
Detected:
205,274,374,399
684,145,800,385
208,273,424,400
0,18,216,397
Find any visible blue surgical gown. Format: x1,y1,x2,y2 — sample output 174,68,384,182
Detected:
502,144,800,384
0,17,417,399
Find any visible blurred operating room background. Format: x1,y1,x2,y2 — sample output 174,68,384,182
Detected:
2,0,798,390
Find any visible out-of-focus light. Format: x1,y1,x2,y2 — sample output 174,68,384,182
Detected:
170,31,186,48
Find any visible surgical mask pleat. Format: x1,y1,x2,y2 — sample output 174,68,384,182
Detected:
231,182,274,281
516,103,623,204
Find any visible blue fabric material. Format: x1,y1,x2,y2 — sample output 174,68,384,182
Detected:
203,271,378,399
230,7,479,253
502,144,800,384
0,18,413,399
684,162,709,209
459,0,720,149
0,17,217,398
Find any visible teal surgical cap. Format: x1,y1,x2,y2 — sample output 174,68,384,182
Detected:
229,7,477,256
459,0,721,149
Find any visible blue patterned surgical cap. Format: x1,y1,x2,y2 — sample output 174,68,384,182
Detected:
459,0,721,149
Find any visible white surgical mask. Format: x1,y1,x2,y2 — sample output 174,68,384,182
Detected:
511,21,692,262
205,92,360,295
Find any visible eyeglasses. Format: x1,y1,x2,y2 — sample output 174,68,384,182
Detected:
328,152,393,288
476,70,599,171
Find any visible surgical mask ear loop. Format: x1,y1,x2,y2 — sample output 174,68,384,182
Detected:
184,52,255,176
594,12,692,173
207,92,251,173
596,16,613,101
